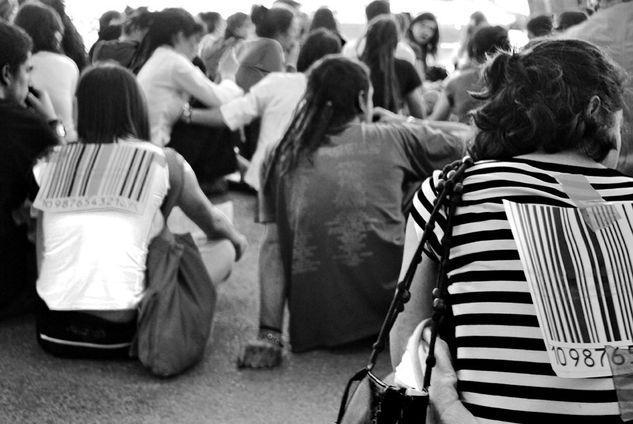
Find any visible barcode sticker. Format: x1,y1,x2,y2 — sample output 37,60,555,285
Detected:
504,200,633,378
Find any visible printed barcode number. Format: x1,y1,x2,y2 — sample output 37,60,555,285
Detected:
551,345,633,368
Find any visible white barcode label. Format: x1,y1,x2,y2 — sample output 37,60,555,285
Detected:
505,200,633,378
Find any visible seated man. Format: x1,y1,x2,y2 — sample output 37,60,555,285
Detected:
237,55,469,367
0,21,60,318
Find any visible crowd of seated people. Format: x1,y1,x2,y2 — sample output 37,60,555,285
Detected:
1,2,633,415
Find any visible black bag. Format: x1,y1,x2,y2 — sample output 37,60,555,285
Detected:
336,157,472,424
130,148,217,377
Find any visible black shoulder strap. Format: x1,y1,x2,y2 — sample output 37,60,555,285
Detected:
161,148,185,219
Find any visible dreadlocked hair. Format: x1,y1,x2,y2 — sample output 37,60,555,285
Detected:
273,55,370,176
360,15,401,113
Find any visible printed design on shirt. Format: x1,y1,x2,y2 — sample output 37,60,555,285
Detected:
34,143,160,214
505,200,633,378
325,161,373,267
290,172,320,274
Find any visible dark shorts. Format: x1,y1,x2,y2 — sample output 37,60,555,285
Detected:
36,301,136,359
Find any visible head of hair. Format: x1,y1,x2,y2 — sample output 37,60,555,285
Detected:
394,12,411,36
467,25,510,63
122,7,153,36
0,21,32,78
469,39,626,163
198,11,222,34
365,0,390,21
38,0,88,70
527,14,553,37
296,28,341,72
14,1,64,53
556,11,587,31
76,63,150,144
470,11,487,26
309,7,337,32
251,5,294,39
132,8,203,71
407,12,440,56
361,14,400,112
273,55,370,174
98,10,122,33
225,12,249,38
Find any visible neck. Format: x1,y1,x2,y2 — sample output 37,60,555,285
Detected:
516,149,601,167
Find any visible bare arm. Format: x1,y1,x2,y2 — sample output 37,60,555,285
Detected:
390,215,438,368
428,91,451,121
176,162,248,260
392,216,478,423
405,88,427,119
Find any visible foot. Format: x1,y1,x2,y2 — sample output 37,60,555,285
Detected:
237,329,284,369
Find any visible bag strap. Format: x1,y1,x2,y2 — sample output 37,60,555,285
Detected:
161,148,185,219
365,156,472,375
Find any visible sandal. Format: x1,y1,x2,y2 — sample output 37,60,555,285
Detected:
237,329,284,369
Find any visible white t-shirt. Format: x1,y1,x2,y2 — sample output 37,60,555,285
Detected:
342,38,416,65
220,72,307,190
34,141,169,311
31,51,79,142
137,46,243,147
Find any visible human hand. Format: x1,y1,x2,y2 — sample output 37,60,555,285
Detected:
26,86,57,121
231,232,248,261
372,107,408,123
421,327,477,424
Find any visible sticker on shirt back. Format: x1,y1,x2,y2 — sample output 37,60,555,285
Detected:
504,200,633,378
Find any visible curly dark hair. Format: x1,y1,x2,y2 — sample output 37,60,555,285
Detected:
469,38,626,162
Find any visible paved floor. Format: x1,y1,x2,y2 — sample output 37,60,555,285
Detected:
0,190,391,424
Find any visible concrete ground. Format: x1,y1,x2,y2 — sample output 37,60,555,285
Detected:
0,190,391,424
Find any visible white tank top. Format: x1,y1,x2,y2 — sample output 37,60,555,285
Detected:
34,140,169,310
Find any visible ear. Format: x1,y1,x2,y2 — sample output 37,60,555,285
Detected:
171,31,184,47
586,95,601,119
357,90,368,115
0,64,12,87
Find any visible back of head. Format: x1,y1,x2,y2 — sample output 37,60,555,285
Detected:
526,14,553,38
99,10,122,33
309,7,337,32
275,55,370,173
296,28,341,72
225,12,249,38
76,63,149,143
365,0,390,22
470,11,487,26
199,11,222,34
251,5,294,39
0,21,32,80
362,15,399,110
470,38,626,162
38,0,87,70
122,7,153,36
14,1,64,54
556,11,587,31
467,25,510,63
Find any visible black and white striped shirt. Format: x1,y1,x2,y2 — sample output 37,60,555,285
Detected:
412,156,633,423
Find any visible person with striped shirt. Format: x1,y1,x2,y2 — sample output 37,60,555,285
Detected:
391,38,632,423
